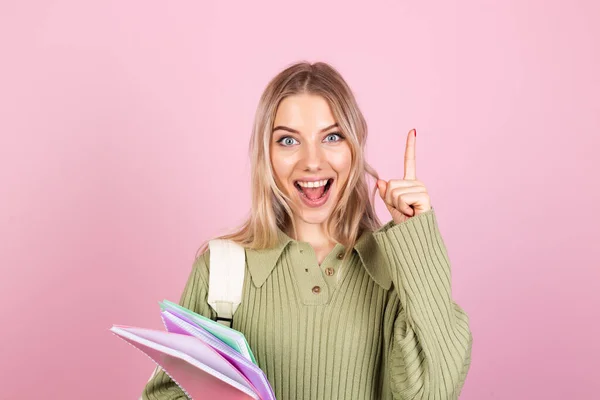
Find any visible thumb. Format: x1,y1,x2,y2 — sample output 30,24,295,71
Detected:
377,179,386,199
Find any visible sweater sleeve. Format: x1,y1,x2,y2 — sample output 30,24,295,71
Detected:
373,208,473,399
140,250,217,400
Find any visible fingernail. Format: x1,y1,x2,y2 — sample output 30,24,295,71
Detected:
414,129,417,137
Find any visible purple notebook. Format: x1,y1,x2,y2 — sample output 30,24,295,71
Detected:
110,301,276,400
111,325,260,399
160,310,275,400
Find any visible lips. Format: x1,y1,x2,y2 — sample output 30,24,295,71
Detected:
294,178,334,193
294,178,333,208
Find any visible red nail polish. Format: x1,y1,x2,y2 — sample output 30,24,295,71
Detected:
414,129,417,137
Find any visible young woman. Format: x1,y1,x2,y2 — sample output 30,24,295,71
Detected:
142,61,473,400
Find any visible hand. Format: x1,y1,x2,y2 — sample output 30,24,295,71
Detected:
376,129,432,225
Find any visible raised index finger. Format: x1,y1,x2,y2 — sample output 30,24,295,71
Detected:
404,129,417,180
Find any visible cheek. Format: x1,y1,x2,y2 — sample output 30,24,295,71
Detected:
270,152,295,182
330,147,352,177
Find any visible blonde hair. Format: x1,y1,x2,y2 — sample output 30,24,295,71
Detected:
195,61,384,273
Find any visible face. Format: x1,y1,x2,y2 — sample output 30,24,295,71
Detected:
270,93,352,227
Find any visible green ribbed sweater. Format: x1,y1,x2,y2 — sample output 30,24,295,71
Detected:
141,208,473,399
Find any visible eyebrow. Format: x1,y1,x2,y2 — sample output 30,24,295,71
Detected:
272,123,339,134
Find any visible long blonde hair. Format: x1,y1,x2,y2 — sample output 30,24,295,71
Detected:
196,61,383,265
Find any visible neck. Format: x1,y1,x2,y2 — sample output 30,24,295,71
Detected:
286,220,336,249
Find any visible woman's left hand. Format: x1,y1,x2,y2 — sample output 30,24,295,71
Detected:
376,129,432,225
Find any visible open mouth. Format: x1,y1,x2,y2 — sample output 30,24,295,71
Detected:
294,178,334,200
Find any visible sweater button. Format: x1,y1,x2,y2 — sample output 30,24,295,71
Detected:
325,267,335,276
312,286,321,294
336,252,343,260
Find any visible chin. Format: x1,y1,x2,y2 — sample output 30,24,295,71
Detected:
298,208,332,224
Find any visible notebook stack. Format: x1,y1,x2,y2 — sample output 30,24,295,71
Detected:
110,300,275,400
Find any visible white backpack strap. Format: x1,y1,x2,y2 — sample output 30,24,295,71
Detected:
207,239,246,327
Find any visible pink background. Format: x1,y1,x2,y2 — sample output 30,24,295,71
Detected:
1,1,598,399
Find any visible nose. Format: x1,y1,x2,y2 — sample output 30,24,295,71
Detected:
299,142,324,171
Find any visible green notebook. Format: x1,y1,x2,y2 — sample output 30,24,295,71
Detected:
159,299,257,364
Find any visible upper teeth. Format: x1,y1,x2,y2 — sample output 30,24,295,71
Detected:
297,179,329,188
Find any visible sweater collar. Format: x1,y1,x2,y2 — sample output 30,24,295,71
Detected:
245,224,393,290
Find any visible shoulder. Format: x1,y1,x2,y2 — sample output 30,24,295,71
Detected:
194,239,249,282
190,247,210,283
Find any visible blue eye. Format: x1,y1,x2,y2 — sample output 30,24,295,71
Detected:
325,132,344,142
277,136,299,146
